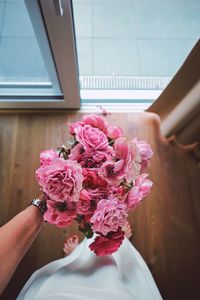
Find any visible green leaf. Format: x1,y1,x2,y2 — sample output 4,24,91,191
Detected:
85,230,94,239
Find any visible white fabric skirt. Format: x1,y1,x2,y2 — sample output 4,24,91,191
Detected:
17,237,163,300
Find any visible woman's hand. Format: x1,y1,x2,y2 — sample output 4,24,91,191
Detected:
0,196,44,295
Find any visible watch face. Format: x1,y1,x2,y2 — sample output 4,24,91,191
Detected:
32,199,40,206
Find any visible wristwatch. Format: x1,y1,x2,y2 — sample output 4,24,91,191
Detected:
31,198,47,214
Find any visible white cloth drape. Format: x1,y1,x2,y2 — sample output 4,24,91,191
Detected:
17,237,163,300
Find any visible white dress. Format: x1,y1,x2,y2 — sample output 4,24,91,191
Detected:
17,237,163,300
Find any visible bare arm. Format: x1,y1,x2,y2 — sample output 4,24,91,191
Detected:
0,205,43,295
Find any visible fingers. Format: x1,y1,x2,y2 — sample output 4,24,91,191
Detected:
123,221,131,230
122,221,133,239
72,235,78,242
64,235,79,248
64,237,73,248
63,245,71,255
68,237,73,248
63,238,73,254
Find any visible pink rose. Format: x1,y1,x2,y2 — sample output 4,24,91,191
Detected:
80,149,111,168
89,228,125,256
79,189,91,201
40,149,58,167
69,114,108,135
83,147,114,168
132,138,153,161
98,160,125,185
98,137,141,184
114,185,128,201
76,189,96,216
68,143,83,162
97,105,111,117
68,121,83,135
115,137,142,179
107,126,123,139
115,137,139,178
44,200,76,227
92,149,112,165
36,158,83,202
75,124,108,151
69,142,114,168
126,174,153,209
132,138,153,172
91,198,127,236
82,114,108,133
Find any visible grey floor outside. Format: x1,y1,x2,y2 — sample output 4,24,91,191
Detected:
73,0,200,78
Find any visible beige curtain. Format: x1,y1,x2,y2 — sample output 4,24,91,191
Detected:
147,39,200,145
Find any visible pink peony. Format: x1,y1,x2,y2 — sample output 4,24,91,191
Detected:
75,124,108,151
36,113,154,256
36,158,83,202
91,198,127,236
88,187,109,203
82,169,109,203
44,200,76,227
125,174,153,209
40,149,58,167
89,228,125,256
83,169,108,189
107,126,123,139
76,189,96,216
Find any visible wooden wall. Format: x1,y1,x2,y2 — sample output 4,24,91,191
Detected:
0,112,200,300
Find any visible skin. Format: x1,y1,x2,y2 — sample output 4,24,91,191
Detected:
0,205,43,295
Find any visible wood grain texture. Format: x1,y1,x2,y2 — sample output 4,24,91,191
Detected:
0,112,200,300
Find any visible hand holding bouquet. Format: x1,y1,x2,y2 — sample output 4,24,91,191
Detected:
36,114,153,256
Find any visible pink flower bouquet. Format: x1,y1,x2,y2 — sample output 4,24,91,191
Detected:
36,114,153,256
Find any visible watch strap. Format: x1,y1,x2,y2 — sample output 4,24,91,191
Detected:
31,198,47,214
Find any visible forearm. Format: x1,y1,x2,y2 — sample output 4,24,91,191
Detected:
0,205,43,294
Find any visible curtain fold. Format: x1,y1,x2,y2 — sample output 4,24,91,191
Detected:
147,39,200,145
176,110,200,145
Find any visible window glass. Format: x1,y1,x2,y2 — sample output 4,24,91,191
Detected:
73,0,200,94
0,0,62,96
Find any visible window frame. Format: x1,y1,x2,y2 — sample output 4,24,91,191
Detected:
0,0,80,109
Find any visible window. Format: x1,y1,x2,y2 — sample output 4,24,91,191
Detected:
0,0,80,109
72,0,200,109
1,0,199,111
